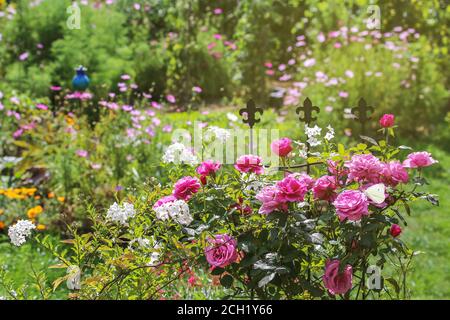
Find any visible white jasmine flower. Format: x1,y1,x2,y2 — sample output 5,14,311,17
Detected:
227,112,238,122
305,125,323,147
162,142,198,165
154,199,193,226
324,125,335,141
8,220,36,246
66,265,81,290
106,202,136,225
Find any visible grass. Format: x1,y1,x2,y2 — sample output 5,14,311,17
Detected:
0,145,448,300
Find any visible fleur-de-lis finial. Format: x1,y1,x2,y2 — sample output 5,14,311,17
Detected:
296,97,320,125
239,99,263,128
350,98,374,135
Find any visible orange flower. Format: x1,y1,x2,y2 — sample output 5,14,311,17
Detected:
48,192,55,198
27,205,44,219
0,221,5,229
65,116,75,126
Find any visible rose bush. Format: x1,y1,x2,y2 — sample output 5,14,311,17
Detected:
0,119,439,300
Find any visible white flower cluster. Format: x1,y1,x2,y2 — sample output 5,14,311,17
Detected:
129,237,161,266
8,220,36,246
154,199,193,226
162,142,198,165
205,126,231,142
106,202,136,225
324,125,335,141
305,124,322,147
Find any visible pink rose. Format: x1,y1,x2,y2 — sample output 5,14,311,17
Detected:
346,154,383,184
290,173,315,190
256,186,288,214
333,190,369,221
403,152,438,168
323,259,353,295
271,137,293,157
205,234,238,268
234,155,264,175
173,176,201,200
196,160,221,177
381,161,409,186
379,114,395,128
153,195,177,209
313,175,338,201
390,224,402,237
276,176,308,202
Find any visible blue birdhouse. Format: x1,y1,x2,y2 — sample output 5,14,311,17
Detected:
72,65,90,91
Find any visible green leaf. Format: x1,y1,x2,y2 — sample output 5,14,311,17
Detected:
386,277,400,294
220,274,234,288
211,267,225,276
360,135,378,146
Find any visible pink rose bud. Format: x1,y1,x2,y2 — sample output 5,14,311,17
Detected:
390,224,402,237
270,137,293,157
379,114,395,128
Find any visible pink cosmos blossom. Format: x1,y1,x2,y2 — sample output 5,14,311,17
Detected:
65,92,93,101
403,152,437,168
213,8,223,15
76,149,89,158
313,175,338,201
381,161,409,186
333,190,369,221
270,137,293,157
13,129,24,139
256,186,288,215
379,114,395,128
166,94,176,104
121,74,131,80
196,160,221,177
173,176,201,201
346,154,383,184
192,86,202,93
36,103,48,110
204,234,238,268
19,52,29,61
234,155,264,175
323,260,353,295
276,176,308,203
50,86,62,91
339,91,349,98
153,195,177,209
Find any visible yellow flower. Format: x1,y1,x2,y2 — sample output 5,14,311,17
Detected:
0,209,4,215
36,224,46,231
57,196,65,203
27,205,44,219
